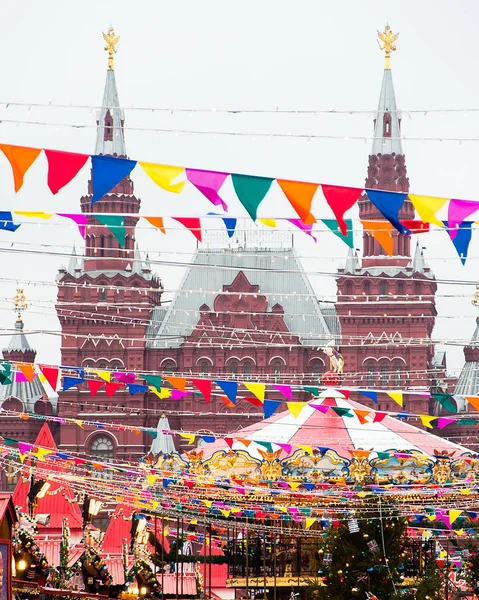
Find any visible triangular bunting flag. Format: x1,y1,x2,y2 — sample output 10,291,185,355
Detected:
231,174,274,221
263,399,281,419
321,185,363,236
444,220,473,265
95,215,126,246
215,380,237,403
179,433,196,445
243,382,265,402
431,392,457,414
87,380,105,396
141,374,162,390
464,396,479,412
419,415,436,429
258,218,276,228
245,396,263,407
386,390,403,407
366,190,410,233
44,149,89,194
164,376,187,391
255,441,273,453
277,179,318,224
191,379,212,402
361,219,394,256
127,384,148,395
144,216,166,234
172,217,202,242
185,169,229,210
63,376,84,392
437,417,456,429
105,382,124,397
96,370,111,383
0,144,42,192
373,412,387,423
16,363,35,382
358,390,378,404
354,409,370,425
91,155,137,203
331,407,353,418
39,365,59,391
221,396,236,408
140,162,185,193
273,384,292,400
276,443,292,454
450,510,462,525
409,194,449,228
305,517,317,529
57,213,89,237
0,212,20,232
448,199,479,239
287,402,307,419
322,218,354,247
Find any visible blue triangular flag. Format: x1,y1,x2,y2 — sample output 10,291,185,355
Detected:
222,217,237,238
365,190,410,234
214,380,238,402
91,155,137,204
358,390,378,404
200,435,216,443
443,220,473,265
0,212,20,232
263,399,281,419
63,376,84,391
128,384,148,395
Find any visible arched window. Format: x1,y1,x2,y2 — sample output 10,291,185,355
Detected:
108,235,114,257
397,282,404,296
274,362,281,383
90,435,114,479
345,281,353,297
394,362,401,387
414,282,421,296
366,363,375,387
364,235,370,256
230,362,238,378
164,363,175,376
313,362,321,383
98,363,107,370
363,281,371,298
380,364,389,387
200,361,209,376
380,281,388,296
100,235,105,257
379,243,385,256
243,362,252,377
99,287,107,301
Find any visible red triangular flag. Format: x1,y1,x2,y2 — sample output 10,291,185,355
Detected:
321,185,363,236
172,217,202,242
39,365,59,391
337,389,350,399
373,411,388,423
44,149,89,194
191,378,211,402
105,382,124,397
245,396,263,407
224,437,234,448
88,380,105,396
221,395,235,408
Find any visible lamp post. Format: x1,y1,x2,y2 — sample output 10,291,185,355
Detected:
27,477,50,518
81,496,102,545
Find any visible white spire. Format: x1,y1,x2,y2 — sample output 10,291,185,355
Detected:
410,240,428,273
67,245,82,276
95,69,127,157
344,248,359,274
371,68,403,155
150,414,176,455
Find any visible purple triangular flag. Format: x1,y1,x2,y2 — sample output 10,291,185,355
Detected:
186,169,229,211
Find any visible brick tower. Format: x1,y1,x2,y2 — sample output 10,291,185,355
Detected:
56,29,162,461
336,27,440,416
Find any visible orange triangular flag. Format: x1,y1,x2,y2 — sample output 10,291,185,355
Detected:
354,409,370,425
144,216,166,234
16,363,35,382
164,376,187,391
0,144,42,192
277,179,318,225
464,396,479,412
237,438,252,448
221,396,235,408
361,219,394,256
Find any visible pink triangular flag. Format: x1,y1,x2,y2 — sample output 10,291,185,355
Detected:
185,169,229,211
273,384,292,400
448,198,479,240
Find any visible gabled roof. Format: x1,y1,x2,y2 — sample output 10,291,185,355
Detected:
147,247,340,348
101,504,133,555
12,424,83,531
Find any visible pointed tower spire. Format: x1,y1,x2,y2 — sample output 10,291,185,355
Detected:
95,27,126,157
410,240,429,274
343,248,359,274
3,289,35,363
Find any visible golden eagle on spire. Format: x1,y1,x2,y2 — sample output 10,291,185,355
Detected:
377,24,398,69
103,26,120,70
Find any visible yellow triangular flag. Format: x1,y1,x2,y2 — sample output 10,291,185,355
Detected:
460,488,471,495
163,526,170,536
420,415,436,429
287,402,307,419
220,509,231,518
449,509,462,524
386,390,403,407
456,529,464,536
243,382,265,402
190,519,198,525
258,218,276,228
297,445,313,455
71,419,84,429
289,482,302,491
203,500,213,508
179,433,196,445
409,195,449,228
96,370,111,383
14,211,53,219
151,501,160,510
147,475,157,486
140,162,186,193
149,386,171,399
305,518,316,529
35,448,53,461
426,514,436,522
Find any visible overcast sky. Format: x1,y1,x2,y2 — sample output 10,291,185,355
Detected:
0,0,478,375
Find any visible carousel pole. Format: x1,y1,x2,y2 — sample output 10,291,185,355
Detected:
181,518,184,600
203,516,207,600
246,518,249,600
161,515,165,596
176,516,179,600
262,529,267,600
209,523,212,599
273,532,277,600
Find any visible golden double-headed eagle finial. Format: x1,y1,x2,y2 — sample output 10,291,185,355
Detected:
377,24,399,70
103,26,120,70
14,289,28,322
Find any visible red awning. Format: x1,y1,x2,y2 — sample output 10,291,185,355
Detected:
38,540,60,567
104,557,126,585
160,573,197,596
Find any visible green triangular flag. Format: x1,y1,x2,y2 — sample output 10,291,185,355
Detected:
458,419,479,426
431,392,458,414
231,174,274,221
0,372,12,385
95,215,126,247
141,374,162,391
303,386,320,396
3,438,16,446
331,406,353,418
255,441,273,453
322,219,354,248
376,451,390,460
